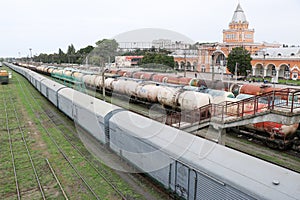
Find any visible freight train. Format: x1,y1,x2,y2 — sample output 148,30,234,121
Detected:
17,63,235,111
5,62,300,200
17,62,287,97
14,62,300,150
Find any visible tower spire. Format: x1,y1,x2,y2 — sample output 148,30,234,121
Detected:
223,2,254,43
231,2,247,23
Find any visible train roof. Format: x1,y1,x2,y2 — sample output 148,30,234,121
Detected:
40,78,66,91
110,110,300,200
28,71,46,81
58,88,122,121
0,70,9,76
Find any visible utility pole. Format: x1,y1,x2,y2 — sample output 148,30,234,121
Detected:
235,62,238,82
262,50,266,80
211,54,215,81
220,60,224,82
29,48,32,62
184,50,187,77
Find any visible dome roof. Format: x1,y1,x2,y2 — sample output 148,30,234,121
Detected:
231,3,247,23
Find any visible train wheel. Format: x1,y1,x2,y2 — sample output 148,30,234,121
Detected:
265,140,278,149
278,141,286,150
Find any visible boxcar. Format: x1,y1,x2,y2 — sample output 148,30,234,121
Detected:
109,110,300,200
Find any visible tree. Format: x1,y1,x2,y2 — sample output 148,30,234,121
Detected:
67,44,76,63
141,52,174,68
58,48,66,63
67,44,76,55
77,45,94,55
227,47,252,76
91,39,119,66
76,45,94,64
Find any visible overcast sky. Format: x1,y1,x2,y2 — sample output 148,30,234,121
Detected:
0,0,299,57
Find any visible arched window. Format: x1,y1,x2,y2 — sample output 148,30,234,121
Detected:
272,66,276,76
216,54,226,66
284,65,290,79
175,61,179,69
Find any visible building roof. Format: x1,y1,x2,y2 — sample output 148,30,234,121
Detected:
231,3,247,23
254,47,300,58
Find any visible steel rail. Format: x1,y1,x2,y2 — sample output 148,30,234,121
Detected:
15,76,101,200
20,74,128,199
2,93,20,200
7,90,46,200
45,158,69,200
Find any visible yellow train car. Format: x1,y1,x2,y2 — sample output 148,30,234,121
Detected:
0,70,9,84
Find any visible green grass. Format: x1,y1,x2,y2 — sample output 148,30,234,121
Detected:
278,79,300,86
247,76,300,85
1,65,161,199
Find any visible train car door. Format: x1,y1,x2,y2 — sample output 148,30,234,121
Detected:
170,161,197,200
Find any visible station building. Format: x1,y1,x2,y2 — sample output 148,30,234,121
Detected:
251,48,300,81
173,3,300,80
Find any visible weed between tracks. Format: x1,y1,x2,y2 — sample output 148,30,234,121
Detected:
0,68,153,199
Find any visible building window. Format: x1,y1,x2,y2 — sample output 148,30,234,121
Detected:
245,34,252,39
226,34,236,39
292,72,298,80
260,69,263,75
272,66,276,76
284,66,290,79
291,53,295,56
201,65,206,72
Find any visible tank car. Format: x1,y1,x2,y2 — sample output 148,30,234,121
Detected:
82,74,97,87
104,78,115,91
140,72,155,80
72,71,85,82
108,69,126,76
151,74,168,83
136,83,160,102
132,71,145,79
112,79,129,95
166,76,180,85
235,84,281,96
157,87,211,111
47,66,57,74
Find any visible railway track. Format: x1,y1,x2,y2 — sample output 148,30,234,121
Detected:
15,73,133,199
50,74,300,172
194,127,300,172
0,83,62,199
226,127,300,156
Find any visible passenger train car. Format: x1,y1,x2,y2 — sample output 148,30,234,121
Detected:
5,62,300,200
